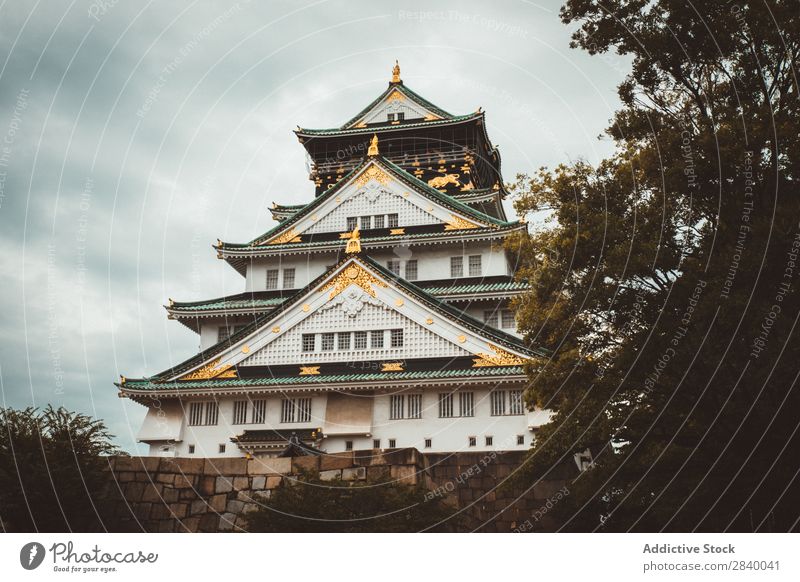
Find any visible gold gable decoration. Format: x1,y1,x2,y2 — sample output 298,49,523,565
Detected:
381,362,404,372
367,134,379,156
299,366,320,376
261,227,301,246
179,358,238,381
444,215,480,231
320,263,387,300
472,345,527,368
354,164,390,187
386,91,405,103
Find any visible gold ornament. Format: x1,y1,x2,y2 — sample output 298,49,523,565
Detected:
299,366,320,376
390,228,405,235
262,228,301,245
345,227,362,254
320,262,387,300
367,134,379,156
444,215,480,231
179,358,237,381
381,362,404,372
472,344,527,368
391,59,401,83
354,164,390,187
395,298,404,307
386,90,405,103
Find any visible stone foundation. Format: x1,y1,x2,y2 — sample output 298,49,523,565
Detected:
105,449,574,532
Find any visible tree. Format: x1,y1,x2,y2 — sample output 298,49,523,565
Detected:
510,0,800,531
245,470,457,532
0,406,123,532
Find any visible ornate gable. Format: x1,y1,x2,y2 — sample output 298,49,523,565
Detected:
348,87,442,128
161,257,528,382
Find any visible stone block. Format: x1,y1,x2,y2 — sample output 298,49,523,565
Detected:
320,453,353,471
226,499,245,513
156,473,175,484
390,465,418,485
247,456,291,475
161,488,180,503
353,449,387,466
319,469,342,481
173,473,196,489
204,457,248,476
242,503,258,514
180,488,198,501
199,475,216,496
366,466,390,481
218,513,236,531
117,471,136,482
251,476,266,490
157,519,175,533
190,499,208,516
142,483,164,502
133,502,152,521
233,476,249,491
265,476,282,489
181,516,200,532
149,504,172,520
383,448,419,466
124,482,145,500
172,457,205,474
209,494,227,513
215,476,233,494
291,455,320,473
237,490,256,503
198,513,218,532
342,467,366,481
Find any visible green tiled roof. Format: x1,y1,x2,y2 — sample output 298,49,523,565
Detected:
121,366,526,392
297,113,477,137
171,296,286,312
424,281,530,295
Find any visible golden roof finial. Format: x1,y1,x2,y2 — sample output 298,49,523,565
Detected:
367,134,379,156
345,227,362,254
392,60,401,83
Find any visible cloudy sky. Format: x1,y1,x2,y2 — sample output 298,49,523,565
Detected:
0,0,629,453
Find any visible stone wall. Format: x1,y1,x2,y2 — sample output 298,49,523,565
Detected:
106,449,574,532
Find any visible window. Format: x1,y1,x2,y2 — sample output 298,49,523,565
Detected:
404,260,418,280
390,394,405,420
408,394,422,419
233,400,248,425
388,438,396,448
188,402,204,426
438,393,454,418
371,330,384,349
517,435,525,446
283,268,295,289
346,217,358,231
468,436,477,447
374,215,385,229
345,440,353,451
281,397,312,423
188,444,195,454
217,326,232,343
360,215,371,230
387,259,401,275
501,309,515,329
373,439,381,449
459,392,474,417
387,213,399,228
321,332,335,351
397,112,405,121
485,436,494,447
390,328,404,348
252,399,267,424
218,444,226,454
490,390,506,416
354,331,367,349
424,438,432,449
484,310,499,327
338,332,351,350
302,333,316,352
205,402,219,425
468,255,482,277
450,256,463,278
387,113,396,122
266,269,279,290
509,390,524,415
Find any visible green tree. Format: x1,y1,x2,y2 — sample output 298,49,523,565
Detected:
0,406,123,532
510,0,800,531
245,470,457,532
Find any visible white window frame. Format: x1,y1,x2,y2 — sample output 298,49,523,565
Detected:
265,269,279,290
468,255,482,277
450,256,463,278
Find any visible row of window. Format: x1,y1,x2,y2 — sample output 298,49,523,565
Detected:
387,259,417,280
302,329,403,352
386,112,405,122
266,267,295,290
484,309,516,330
347,214,399,232
185,433,526,456
187,398,311,426
451,255,482,278
391,390,523,419
187,390,524,428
